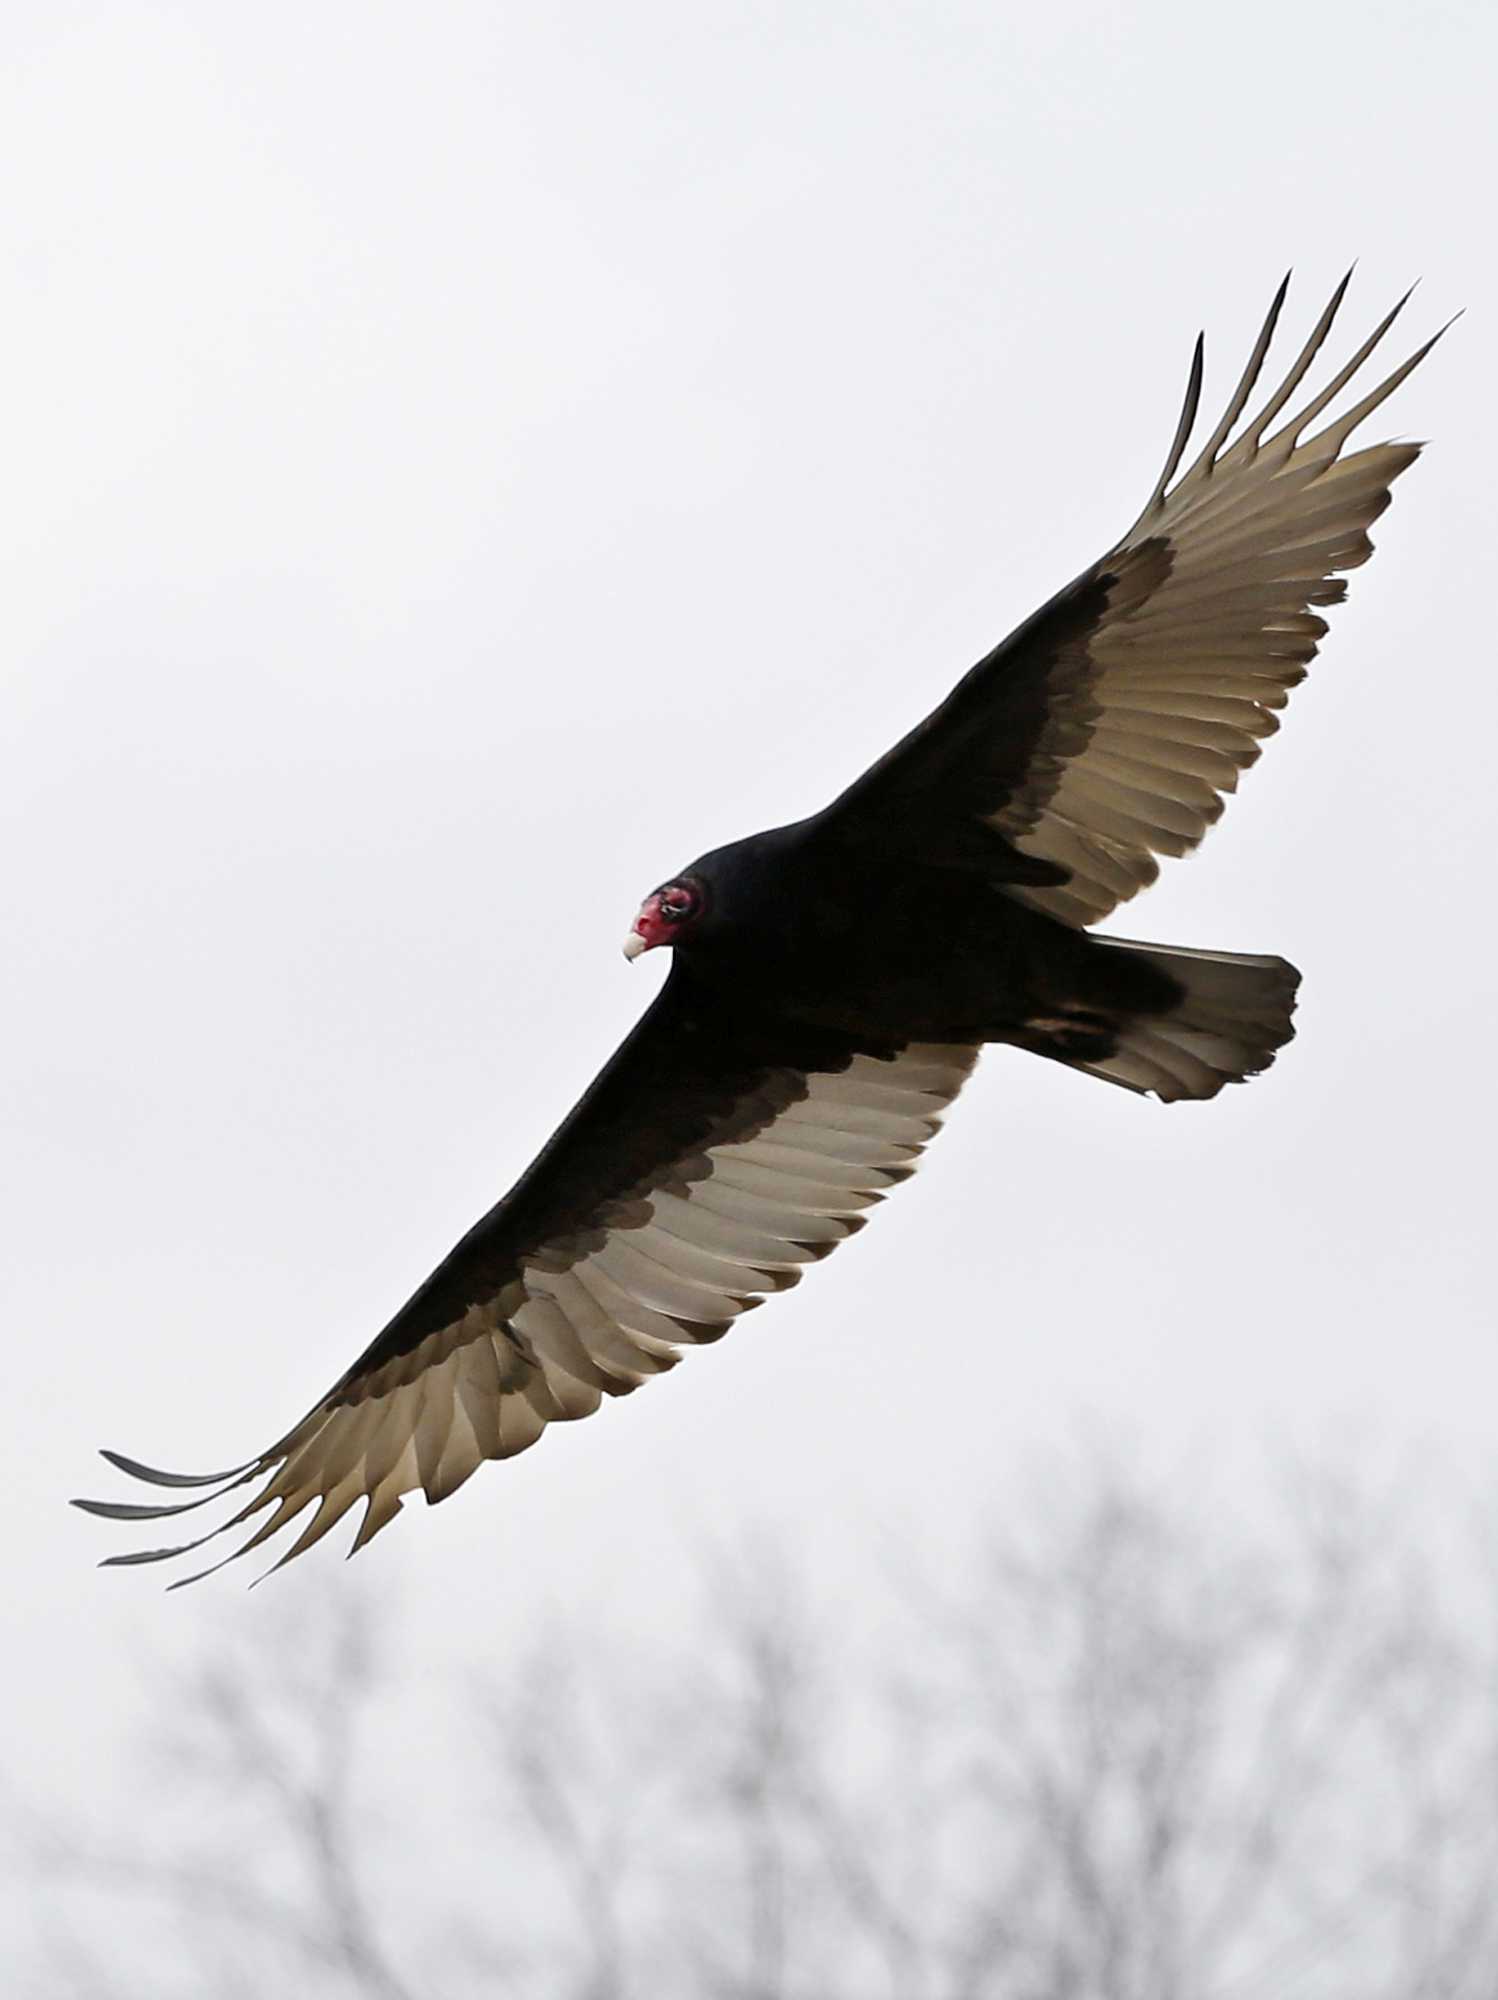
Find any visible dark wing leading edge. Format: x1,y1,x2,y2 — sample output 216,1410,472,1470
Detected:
822,274,1445,925
76,971,977,1582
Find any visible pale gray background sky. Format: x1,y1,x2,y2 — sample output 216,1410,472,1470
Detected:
3,0,1494,1967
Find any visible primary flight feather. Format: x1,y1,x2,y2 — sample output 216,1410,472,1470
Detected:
77,273,1441,1583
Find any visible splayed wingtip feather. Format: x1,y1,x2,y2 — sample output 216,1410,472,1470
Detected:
98,1447,254,1488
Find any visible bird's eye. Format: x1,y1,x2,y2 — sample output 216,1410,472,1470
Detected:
651,878,702,926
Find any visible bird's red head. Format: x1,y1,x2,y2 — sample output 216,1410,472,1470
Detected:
623,876,706,960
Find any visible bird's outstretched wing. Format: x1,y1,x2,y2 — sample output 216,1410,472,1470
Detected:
75,973,976,1582
822,274,1445,925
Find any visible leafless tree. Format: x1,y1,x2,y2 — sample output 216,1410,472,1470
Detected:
24,1591,429,2000
26,1448,1498,1998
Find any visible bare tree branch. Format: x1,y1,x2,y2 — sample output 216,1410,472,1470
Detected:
27,1448,1498,2000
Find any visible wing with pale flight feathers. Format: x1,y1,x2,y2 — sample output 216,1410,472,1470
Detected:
824,273,1444,924
75,972,976,1583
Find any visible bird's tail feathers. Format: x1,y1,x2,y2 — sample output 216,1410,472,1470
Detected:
1032,936,1300,1103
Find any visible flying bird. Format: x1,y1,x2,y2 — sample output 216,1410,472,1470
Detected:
77,274,1442,1583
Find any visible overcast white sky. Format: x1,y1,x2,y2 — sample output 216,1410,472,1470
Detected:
4,0,1495,1970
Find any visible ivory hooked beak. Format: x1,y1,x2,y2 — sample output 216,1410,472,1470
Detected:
622,931,648,962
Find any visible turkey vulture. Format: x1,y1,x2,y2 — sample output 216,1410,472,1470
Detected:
77,274,1442,1583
